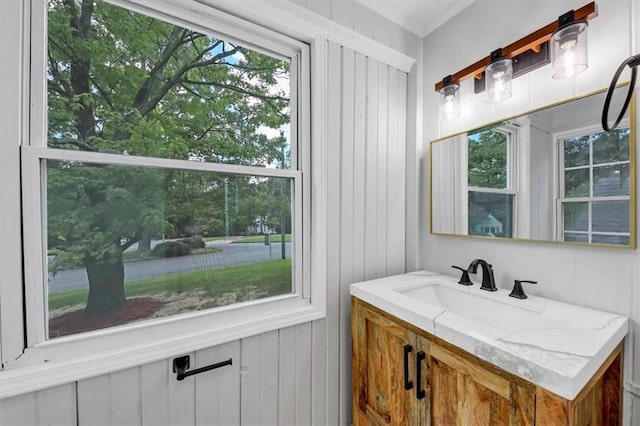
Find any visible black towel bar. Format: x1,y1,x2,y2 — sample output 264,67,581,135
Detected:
172,355,232,381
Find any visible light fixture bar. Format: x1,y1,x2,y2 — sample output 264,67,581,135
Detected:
434,1,597,92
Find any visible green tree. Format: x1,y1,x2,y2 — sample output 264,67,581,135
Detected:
467,128,507,188
46,0,290,313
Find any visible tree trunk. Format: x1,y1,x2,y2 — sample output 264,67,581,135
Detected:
84,251,127,313
137,230,152,253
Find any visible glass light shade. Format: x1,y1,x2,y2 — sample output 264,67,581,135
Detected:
485,58,513,103
439,83,460,120
551,22,588,79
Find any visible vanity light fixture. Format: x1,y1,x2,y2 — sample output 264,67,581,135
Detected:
435,1,597,119
551,10,589,78
485,49,513,103
439,75,461,119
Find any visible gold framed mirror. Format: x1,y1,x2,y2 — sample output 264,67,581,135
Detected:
430,85,636,248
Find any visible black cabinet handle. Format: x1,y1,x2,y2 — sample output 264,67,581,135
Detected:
172,355,232,381
403,344,413,390
416,351,426,400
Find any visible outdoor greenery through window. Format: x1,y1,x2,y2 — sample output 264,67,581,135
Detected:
44,0,297,338
467,127,514,238
560,127,630,245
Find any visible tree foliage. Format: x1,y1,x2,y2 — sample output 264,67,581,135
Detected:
46,0,292,312
467,128,507,189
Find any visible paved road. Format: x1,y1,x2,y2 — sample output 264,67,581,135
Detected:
48,242,292,293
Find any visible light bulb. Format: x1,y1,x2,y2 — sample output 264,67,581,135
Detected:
551,22,588,79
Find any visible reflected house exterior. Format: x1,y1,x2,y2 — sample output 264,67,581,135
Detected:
472,214,503,236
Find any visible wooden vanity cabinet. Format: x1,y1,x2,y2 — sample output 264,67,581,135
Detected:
352,297,623,426
351,297,430,425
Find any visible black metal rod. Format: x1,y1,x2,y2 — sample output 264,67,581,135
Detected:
403,344,414,390
416,351,426,400
173,355,232,381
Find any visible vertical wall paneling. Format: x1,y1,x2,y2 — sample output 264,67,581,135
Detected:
352,52,367,284
338,46,356,426
0,392,38,426
363,57,380,280
387,68,407,275
330,0,355,31
376,63,390,278
167,352,196,426
194,341,240,425
35,384,77,426
325,40,343,426
77,367,142,426
294,322,313,426
278,327,297,425
140,359,170,426
77,375,112,425
310,319,328,426
240,330,279,425
109,368,141,425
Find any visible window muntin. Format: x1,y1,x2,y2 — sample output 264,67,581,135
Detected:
558,126,630,245
467,126,517,238
20,0,308,346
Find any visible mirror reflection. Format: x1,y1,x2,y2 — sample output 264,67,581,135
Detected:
430,86,635,247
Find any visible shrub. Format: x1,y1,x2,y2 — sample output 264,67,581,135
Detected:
151,241,191,258
182,234,205,249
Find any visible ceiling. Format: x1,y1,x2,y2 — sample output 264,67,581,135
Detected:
355,0,476,38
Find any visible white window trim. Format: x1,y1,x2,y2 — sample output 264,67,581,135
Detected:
554,122,631,243
0,0,329,399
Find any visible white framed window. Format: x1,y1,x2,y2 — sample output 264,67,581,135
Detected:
466,124,519,238
0,0,325,396
556,123,631,245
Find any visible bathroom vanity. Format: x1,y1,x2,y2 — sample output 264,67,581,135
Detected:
351,271,628,425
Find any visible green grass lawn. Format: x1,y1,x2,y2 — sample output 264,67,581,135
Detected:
49,259,292,311
233,234,292,244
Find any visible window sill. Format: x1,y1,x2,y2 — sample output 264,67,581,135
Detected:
0,296,324,399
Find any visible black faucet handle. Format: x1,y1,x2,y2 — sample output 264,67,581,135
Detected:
451,265,473,286
509,280,537,299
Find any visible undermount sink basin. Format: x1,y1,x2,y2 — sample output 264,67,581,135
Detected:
395,283,544,331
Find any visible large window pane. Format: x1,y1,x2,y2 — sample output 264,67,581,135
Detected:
468,129,507,189
592,128,630,164
593,164,630,196
468,192,513,238
564,168,590,197
564,232,588,243
591,234,630,245
592,200,629,233
46,160,293,339
563,135,590,168
563,202,588,232
47,0,291,168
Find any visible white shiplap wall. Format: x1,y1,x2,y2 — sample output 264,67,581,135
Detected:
0,324,315,426
326,41,408,425
418,0,640,424
0,25,412,426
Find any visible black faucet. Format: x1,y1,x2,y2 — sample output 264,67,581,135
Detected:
467,259,498,292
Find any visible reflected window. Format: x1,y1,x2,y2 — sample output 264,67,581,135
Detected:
467,126,517,238
558,126,630,245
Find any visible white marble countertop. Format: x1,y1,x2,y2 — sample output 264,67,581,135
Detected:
350,270,628,400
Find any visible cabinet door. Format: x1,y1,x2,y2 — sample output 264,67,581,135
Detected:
352,301,429,425
429,344,535,426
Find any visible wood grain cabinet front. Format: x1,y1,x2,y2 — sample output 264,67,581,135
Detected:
352,298,430,426
352,297,623,426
